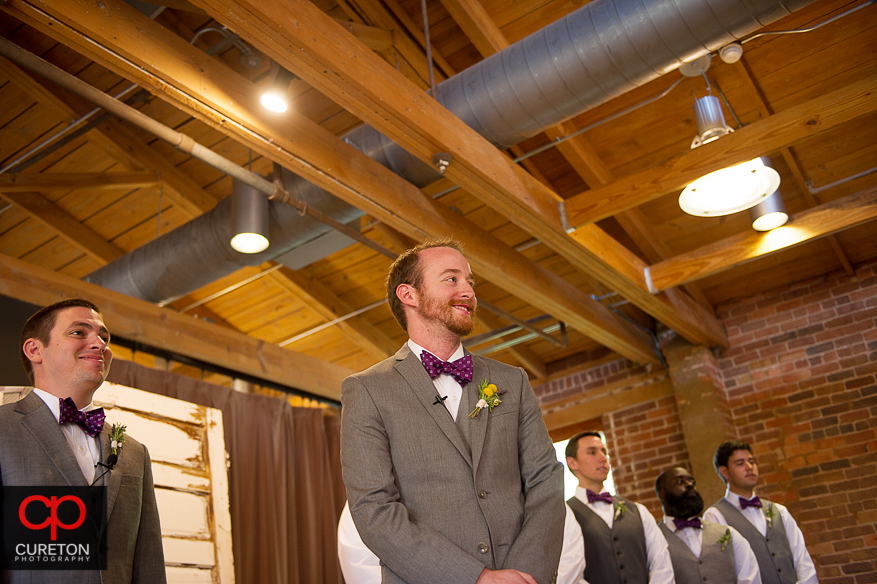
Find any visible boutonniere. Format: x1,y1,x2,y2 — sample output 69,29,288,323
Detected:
763,505,776,528
717,528,732,551
109,423,127,456
614,500,626,521
469,379,506,418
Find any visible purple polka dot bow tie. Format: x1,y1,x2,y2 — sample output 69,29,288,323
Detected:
739,496,762,510
586,490,613,504
420,352,473,386
673,517,702,530
58,397,105,437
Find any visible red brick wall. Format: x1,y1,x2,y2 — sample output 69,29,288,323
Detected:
537,257,877,582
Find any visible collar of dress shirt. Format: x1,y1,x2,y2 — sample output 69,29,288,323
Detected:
725,492,757,512
407,339,465,365
31,388,99,422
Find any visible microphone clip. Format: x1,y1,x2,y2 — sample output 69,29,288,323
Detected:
432,395,448,406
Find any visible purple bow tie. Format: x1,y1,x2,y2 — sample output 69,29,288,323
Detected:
58,397,105,438
673,517,702,530
739,496,762,510
420,352,473,386
586,490,613,504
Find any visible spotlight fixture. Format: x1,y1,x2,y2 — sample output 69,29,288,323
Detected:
690,95,734,148
749,189,788,231
230,178,270,254
679,157,780,217
260,66,295,113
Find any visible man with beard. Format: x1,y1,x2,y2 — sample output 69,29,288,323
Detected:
704,441,817,584
341,239,565,584
565,431,674,584
655,467,760,584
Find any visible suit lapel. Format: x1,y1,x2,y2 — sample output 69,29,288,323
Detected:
17,392,88,488
468,354,489,474
100,427,123,519
395,344,473,467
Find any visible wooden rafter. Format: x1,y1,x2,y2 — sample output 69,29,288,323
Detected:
5,0,660,363
646,186,877,293
0,171,160,192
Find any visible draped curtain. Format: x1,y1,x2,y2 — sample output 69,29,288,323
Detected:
107,360,345,584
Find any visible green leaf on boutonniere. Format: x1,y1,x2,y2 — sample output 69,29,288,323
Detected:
614,500,626,521
717,528,732,552
763,505,776,528
109,423,127,456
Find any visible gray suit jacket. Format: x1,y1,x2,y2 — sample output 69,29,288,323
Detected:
0,392,166,584
341,344,565,584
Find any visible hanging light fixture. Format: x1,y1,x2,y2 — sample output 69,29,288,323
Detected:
690,94,734,148
749,189,788,231
230,178,270,253
260,65,295,113
679,157,780,217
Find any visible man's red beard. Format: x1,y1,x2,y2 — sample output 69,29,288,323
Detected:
419,295,477,336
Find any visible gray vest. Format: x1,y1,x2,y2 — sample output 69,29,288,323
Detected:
713,498,796,584
660,521,737,584
567,495,649,584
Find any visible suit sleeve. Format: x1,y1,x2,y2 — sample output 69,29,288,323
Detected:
131,447,167,584
341,375,487,584
499,368,566,583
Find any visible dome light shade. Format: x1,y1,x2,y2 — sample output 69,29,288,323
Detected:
679,157,781,217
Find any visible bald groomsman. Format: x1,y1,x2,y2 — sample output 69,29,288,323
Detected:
655,467,760,584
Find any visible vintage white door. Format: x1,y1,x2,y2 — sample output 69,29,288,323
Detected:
2,384,235,584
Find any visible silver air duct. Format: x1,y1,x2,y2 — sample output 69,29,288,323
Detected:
87,0,816,303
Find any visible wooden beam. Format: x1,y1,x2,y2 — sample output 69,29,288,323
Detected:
0,191,125,264
0,253,352,399
330,18,394,52
475,309,548,381
565,74,877,227
437,0,507,57
646,186,877,293
542,374,674,431
0,171,161,192
7,0,662,364
269,266,398,360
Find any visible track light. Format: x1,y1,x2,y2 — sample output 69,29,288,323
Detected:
749,189,788,231
690,95,734,148
260,66,295,113
230,178,269,254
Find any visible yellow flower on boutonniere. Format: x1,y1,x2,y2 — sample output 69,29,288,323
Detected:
614,500,626,521
717,528,732,551
763,505,776,528
110,423,127,456
469,380,506,418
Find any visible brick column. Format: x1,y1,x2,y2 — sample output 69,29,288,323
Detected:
661,333,734,505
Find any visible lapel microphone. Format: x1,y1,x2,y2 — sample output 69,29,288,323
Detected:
433,395,448,406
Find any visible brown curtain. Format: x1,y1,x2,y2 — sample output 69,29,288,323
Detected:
107,360,346,584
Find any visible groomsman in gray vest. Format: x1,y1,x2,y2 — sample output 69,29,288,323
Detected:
655,466,760,584
704,441,817,584
564,431,674,584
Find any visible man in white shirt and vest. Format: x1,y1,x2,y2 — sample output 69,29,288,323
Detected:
564,431,674,584
704,440,817,584
655,466,760,584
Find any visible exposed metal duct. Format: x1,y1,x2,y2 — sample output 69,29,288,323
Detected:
87,0,816,303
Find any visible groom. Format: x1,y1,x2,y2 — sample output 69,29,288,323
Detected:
0,298,166,583
341,239,565,584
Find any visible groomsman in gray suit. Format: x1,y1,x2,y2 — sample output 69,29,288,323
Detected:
0,299,166,584
341,239,565,584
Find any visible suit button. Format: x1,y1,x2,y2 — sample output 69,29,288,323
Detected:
613,536,619,541
479,490,487,499
478,543,489,554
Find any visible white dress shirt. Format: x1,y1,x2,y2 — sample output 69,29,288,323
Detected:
704,495,817,584
574,486,675,584
663,517,761,584
407,339,465,421
32,388,100,483
338,501,589,584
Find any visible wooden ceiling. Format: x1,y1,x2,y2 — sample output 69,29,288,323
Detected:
0,0,875,398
